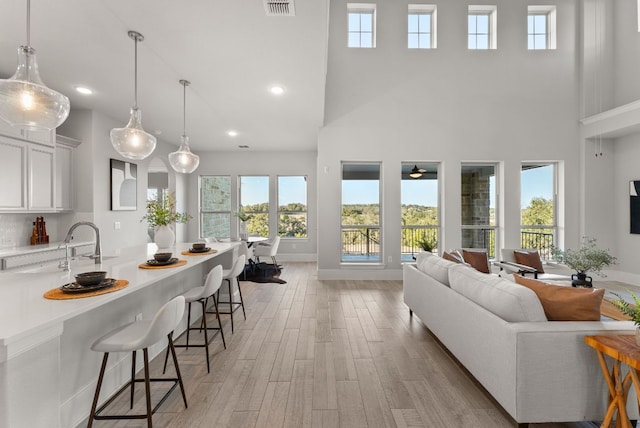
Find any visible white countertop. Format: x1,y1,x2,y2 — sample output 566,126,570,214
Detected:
0,242,239,362
0,240,94,258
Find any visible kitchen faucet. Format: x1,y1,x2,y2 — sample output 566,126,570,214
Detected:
62,222,102,268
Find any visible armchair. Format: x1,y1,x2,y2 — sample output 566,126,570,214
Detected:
495,248,570,281
254,236,281,270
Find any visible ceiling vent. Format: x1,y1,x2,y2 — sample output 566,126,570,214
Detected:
264,0,295,16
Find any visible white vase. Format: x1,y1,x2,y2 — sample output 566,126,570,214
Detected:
240,221,249,240
155,225,175,249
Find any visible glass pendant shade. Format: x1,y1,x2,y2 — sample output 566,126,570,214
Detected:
169,135,200,173
110,107,157,160
110,30,156,160
0,46,70,131
169,79,199,174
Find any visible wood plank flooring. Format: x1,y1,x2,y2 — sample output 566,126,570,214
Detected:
91,262,599,428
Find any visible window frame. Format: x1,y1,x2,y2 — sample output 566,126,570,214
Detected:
347,3,377,48
199,175,232,239
468,5,497,50
277,175,308,239
528,5,557,50
520,162,558,259
408,5,437,49
239,175,270,238
341,162,382,264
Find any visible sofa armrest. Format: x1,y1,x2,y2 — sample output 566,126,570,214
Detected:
494,260,539,276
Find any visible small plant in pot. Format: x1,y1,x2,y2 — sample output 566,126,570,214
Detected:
141,192,191,249
417,236,437,253
609,290,640,345
551,236,617,287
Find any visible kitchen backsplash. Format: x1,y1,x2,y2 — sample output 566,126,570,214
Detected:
0,213,76,248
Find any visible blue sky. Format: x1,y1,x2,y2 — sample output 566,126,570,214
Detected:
241,176,307,206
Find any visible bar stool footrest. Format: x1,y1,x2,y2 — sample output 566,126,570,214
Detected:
93,377,180,421
214,301,243,315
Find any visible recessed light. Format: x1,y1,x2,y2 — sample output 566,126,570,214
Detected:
238,145,250,149
269,85,285,95
75,86,93,95
227,130,238,137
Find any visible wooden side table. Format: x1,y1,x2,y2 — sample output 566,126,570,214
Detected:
584,335,640,428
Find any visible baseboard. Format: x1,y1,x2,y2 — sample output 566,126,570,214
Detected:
600,269,640,287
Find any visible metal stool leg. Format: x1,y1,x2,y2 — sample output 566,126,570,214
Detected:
168,333,188,408
143,348,152,428
88,353,109,428
201,299,210,373
211,293,226,349
227,279,234,333
130,350,136,409
236,277,246,320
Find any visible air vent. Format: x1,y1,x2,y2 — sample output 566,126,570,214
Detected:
264,0,295,16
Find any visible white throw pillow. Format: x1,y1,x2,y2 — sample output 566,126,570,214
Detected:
415,252,457,286
448,264,547,322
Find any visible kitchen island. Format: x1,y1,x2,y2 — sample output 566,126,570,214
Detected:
0,241,240,428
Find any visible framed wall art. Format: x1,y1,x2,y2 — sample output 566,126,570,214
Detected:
110,159,137,211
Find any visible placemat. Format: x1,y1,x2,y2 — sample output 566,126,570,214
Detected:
44,279,129,300
181,249,218,256
138,259,188,269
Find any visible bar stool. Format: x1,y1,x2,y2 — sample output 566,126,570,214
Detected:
87,296,187,428
163,265,226,374
216,254,246,333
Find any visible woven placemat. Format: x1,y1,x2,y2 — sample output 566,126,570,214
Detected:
181,249,218,256
44,279,129,300
138,259,188,269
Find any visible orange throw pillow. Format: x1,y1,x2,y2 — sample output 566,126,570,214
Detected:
513,250,545,273
514,275,604,321
442,251,463,263
462,249,490,274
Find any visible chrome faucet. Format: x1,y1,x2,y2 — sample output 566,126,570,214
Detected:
63,222,102,265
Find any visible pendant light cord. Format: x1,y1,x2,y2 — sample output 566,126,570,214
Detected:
133,36,138,109
26,0,31,46
183,82,187,136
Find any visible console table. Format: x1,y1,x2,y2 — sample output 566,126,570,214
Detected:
584,335,640,428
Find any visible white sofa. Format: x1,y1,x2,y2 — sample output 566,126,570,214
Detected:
403,252,638,427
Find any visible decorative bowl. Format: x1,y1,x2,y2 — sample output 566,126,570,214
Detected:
192,243,206,251
154,252,173,262
75,271,107,286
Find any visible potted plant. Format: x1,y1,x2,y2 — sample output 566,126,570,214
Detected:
141,192,191,248
235,210,252,240
417,236,437,253
609,290,640,345
552,236,617,287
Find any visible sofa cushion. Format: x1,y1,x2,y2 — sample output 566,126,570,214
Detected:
449,264,547,322
415,252,457,286
513,275,605,321
513,250,545,273
462,249,490,273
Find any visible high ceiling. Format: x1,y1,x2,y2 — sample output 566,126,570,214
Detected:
0,0,329,152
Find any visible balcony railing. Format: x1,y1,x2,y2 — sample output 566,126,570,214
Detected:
341,226,555,262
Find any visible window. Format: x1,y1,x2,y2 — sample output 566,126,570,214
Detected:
401,163,439,261
528,6,556,50
240,176,269,238
408,5,437,49
348,3,376,48
200,175,231,239
461,164,497,258
468,5,497,50
341,163,381,262
278,176,307,238
521,163,557,259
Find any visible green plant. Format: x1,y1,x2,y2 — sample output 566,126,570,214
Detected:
234,210,252,222
551,236,616,276
417,236,437,253
141,192,191,227
610,290,640,327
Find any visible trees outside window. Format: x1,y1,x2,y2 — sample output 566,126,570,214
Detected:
278,176,307,238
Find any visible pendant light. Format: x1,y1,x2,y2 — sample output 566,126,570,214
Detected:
110,31,156,160
168,80,200,173
410,165,425,179
0,0,70,130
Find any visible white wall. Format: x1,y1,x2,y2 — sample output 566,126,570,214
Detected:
186,150,317,261
317,0,582,279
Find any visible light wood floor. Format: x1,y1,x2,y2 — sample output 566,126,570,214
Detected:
93,262,599,428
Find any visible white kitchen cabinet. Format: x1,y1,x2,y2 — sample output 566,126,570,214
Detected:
28,145,55,211
0,120,54,146
0,136,27,210
55,135,80,211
